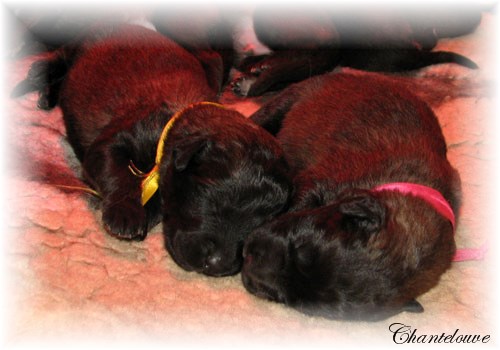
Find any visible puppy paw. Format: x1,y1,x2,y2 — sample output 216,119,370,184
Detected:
230,75,257,97
102,201,148,241
249,62,270,75
36,91,53,110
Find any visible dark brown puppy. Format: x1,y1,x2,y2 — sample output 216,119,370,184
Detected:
18,24,291,277
232,5,481,96
242,72,461,320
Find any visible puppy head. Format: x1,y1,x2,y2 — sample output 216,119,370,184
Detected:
242,189,455,320
159,104,291,277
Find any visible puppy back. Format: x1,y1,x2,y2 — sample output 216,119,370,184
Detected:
277,72,460,208
59,24,216,153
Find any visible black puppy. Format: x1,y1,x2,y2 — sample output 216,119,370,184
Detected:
16,24,291,277
241,72,461,320
232,5,480,96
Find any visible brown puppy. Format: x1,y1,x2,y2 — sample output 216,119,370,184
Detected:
242,72,461,320
17,24,291,277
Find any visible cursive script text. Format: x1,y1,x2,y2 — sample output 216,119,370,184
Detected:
389,323,490,344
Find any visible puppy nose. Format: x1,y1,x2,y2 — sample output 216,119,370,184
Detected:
203,249,242,277
206,253,222,268
203,250,227,275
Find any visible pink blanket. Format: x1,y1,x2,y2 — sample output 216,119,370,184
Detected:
3,12,496,347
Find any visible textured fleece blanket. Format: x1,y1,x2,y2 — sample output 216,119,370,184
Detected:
2,11,497,349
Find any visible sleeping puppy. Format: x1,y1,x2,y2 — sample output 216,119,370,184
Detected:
232,5,480,96
16,24,291,277
241,72,461,320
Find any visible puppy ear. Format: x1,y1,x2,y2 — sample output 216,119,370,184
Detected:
338,191,386,235
402,299,424,313
172,136,211,171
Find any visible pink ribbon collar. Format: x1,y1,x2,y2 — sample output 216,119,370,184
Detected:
372,182,455,229
372,182,486,262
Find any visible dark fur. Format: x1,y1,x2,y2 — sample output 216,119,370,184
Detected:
232,5,481,96
241,72,461,320
16,24,291,277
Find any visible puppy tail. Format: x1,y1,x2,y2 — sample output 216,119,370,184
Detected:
420,50,479,69
11,54,68,110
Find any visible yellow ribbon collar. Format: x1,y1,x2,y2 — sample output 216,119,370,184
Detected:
132,101,226,205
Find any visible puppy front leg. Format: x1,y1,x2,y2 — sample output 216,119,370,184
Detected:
83,138,150,241
249,84,304,135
